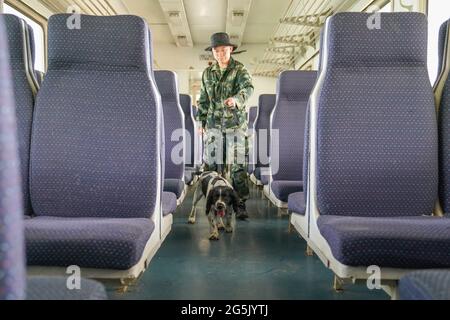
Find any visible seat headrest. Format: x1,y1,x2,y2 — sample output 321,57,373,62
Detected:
179,94,192,113
438,19,450,76
258,94,276,113
248,106,258,123
2,14,26,69
155,70,180,102
47,14,151,71
325,12,428,67
277,71,317,101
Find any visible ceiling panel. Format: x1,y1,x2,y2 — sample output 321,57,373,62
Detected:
184,0,227,44
243,0,291,44
122,0,167,24
121,0,174,44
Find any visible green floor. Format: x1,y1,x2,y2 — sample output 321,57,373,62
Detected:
106,182,388,300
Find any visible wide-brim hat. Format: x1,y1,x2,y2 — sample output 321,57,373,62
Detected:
205,32,238,52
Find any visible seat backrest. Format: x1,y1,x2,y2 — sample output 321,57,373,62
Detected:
303,32,325,204
255,94,276,168
437,19,450,215
3,14,37,216
248,106,258,128
155,70,185,181
313,12,437,218
0,16,26,300
246,106,258,173
30,14,161,219
179,94,194,166
271,71,316,182
192,105,203,166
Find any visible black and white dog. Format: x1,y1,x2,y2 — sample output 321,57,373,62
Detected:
188,171,239,240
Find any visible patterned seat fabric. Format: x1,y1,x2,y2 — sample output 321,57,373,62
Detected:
31,15,160,219
271,181,304,203
399,270,450,300
155,71,185,199
27,15,160,270
248,106,258,128
27,277,107,300
247,106,258,175
260,174,269,186
1,16,106,299
437,20,450,216
253,94,276,181
0,16,26,300
26,217,155,270
299,31,324,215
162,192,177,216
191,105,204,167
164,179,185,199
315,13,442,268
318,215,450,268
288,192,306,215
180,94,195,168
3,15,36,216
270,71,316,202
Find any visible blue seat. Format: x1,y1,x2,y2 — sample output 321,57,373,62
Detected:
268,71,316,206
180,94,198,185
192,105,204,169
247,106,258,175
437,19,450,216
155,70,186,203
26,217,155,270
318,216,450,268
288,192,306,215
399,270,450,300
26,14,162,280
2,14,38,217
0,16,106,300
162,191,177,217
397,20,450,302
251,94,276,186
307,13,450,282
0,15,26,300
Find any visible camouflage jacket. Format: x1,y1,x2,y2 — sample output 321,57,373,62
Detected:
197,58,254,131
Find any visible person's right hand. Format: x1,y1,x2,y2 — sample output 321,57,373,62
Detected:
198,127,205,135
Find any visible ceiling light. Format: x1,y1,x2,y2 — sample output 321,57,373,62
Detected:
177,35,188,46
231,10,244,26
168,11,182,26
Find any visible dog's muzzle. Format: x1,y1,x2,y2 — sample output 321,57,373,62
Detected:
215,202,226,217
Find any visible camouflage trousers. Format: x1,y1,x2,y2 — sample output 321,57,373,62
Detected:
204,128,250,200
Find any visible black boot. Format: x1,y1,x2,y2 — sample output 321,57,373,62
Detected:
236,200,249,220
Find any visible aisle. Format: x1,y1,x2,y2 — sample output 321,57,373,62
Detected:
107,183,388,300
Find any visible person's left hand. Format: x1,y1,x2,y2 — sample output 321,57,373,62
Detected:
224,98,236,108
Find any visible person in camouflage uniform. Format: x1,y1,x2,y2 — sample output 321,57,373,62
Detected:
197,32,254,220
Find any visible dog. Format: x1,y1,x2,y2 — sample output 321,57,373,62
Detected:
188,171,239,240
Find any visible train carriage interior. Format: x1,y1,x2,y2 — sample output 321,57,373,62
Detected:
0,0,450,303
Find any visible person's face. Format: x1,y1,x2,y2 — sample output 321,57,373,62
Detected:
212,46,233,65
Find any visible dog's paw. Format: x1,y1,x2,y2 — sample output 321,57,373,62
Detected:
225,226,233,233
209,232,220,241
217,222,225,231
188,216,196,224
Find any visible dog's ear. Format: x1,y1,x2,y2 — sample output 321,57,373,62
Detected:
206,191,214,215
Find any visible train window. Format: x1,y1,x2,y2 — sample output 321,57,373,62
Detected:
3,3,45,72
428,0,450,83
